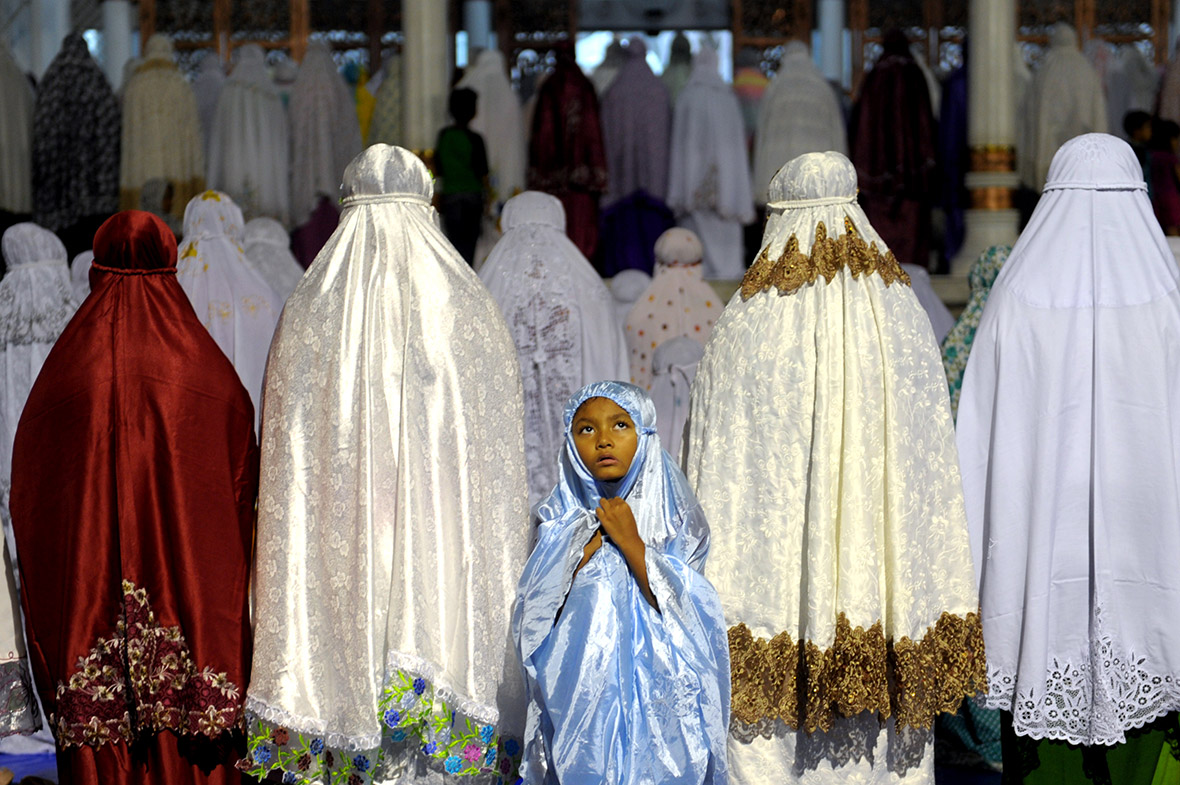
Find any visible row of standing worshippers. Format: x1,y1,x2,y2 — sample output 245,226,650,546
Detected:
0,30,372,269
0,126,1178,785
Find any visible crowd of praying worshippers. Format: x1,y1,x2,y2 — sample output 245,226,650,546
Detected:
3,14,1180,785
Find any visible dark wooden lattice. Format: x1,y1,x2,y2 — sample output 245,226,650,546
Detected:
737,0,814,41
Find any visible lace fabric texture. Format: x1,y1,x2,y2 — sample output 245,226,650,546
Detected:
957,135,1180,747
685,152,980,779
246,146,530,785
479,192,629,507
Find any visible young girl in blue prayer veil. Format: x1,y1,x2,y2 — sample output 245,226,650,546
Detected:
513,380,730,785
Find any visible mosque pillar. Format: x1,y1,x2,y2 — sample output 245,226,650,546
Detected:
102,0,135,90
947,0,1021,298
402,0,451,162
818,0,845,83
30,0,70,78
464,0,494,52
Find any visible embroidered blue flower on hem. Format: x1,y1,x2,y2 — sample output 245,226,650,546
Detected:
484,747,497,767
353,755,370,772
413,677,427,695
255,746,273,765
282,772,299,784
310,738,325,754
423,741,437,755
384,709,400,727
503,738,520,756
445,756,462,773
391,729,406,742
479,725,494,744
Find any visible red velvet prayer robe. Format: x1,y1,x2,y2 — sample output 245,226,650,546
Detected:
9,211,257,784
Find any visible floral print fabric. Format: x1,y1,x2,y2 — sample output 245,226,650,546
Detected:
940,245,1010,420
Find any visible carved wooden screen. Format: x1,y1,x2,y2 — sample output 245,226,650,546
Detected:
496,0,575,99
848,0,966,92
1016,0,1167,67
729,0,812,77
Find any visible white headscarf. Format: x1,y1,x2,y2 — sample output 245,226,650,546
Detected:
1018,23,1107,190
648,336,703,460
667,48,755,279
611,268,652,326
753,41,847,206
176,190,281,420
0,222,73,742
70,250,93,304
288,41,362,226
0,42,32,215
458,49,527,206
119,35,205,218
192,52,225,157
207,44,291,225
244,145,529,784
480,191,629,506
685,151,981,780
243,217,303,302
624,228,721,390
957,133,1180,746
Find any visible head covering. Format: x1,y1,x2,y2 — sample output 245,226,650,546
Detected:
591,39,626,96
611,268,652,325
207,43,291,225
1098,44,1158,141
754,41,848,206
176,190,282,419
901,262,955,343
479,191,630,506
0,41,33,215
956,133,1180,746
1018,23,1107,190
598,189,676,277
649,336,703,459
667,48,755,279
288,41,362,226
70,250,93,303
243,145,530,783
600,38,672,205
849,31,937,267
9,210,256,781
458,49,527,207
191,52,226,156
528,42,608,260
118,34,204,218
940,244,1009,419
513,380,729,785
661,33,693,104
685,150,983,778
243,217,303,302
32,33,120,232
624,228,721,390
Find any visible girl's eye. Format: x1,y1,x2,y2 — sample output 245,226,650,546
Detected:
578,425,594,435
614,421,629,430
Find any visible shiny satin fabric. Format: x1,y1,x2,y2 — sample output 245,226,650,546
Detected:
514,381,730,785
245,145,529,785
9,210,257,785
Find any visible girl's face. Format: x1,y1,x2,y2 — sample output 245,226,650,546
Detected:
572,397,639,482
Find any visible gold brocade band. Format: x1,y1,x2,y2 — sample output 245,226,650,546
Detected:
740,219,911,301
728,611,987,733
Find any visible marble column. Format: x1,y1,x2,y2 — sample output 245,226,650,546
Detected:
102,0,135,90
946,0,1021,298
464,0,494,53
30,0,70,78
818,0,844,83
402,0,451,159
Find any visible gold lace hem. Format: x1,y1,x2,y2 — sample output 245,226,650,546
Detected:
740,219,911,301
729,611,986,733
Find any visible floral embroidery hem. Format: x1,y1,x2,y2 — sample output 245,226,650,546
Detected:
53,580,243,748
242,669,523,785
729,610,987,733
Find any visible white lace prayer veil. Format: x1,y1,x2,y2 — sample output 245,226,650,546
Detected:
480,191,629,506
956,133,1180,745
243,217,303,302
610,269,652,326
245,144,530,782
685,151,981,780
